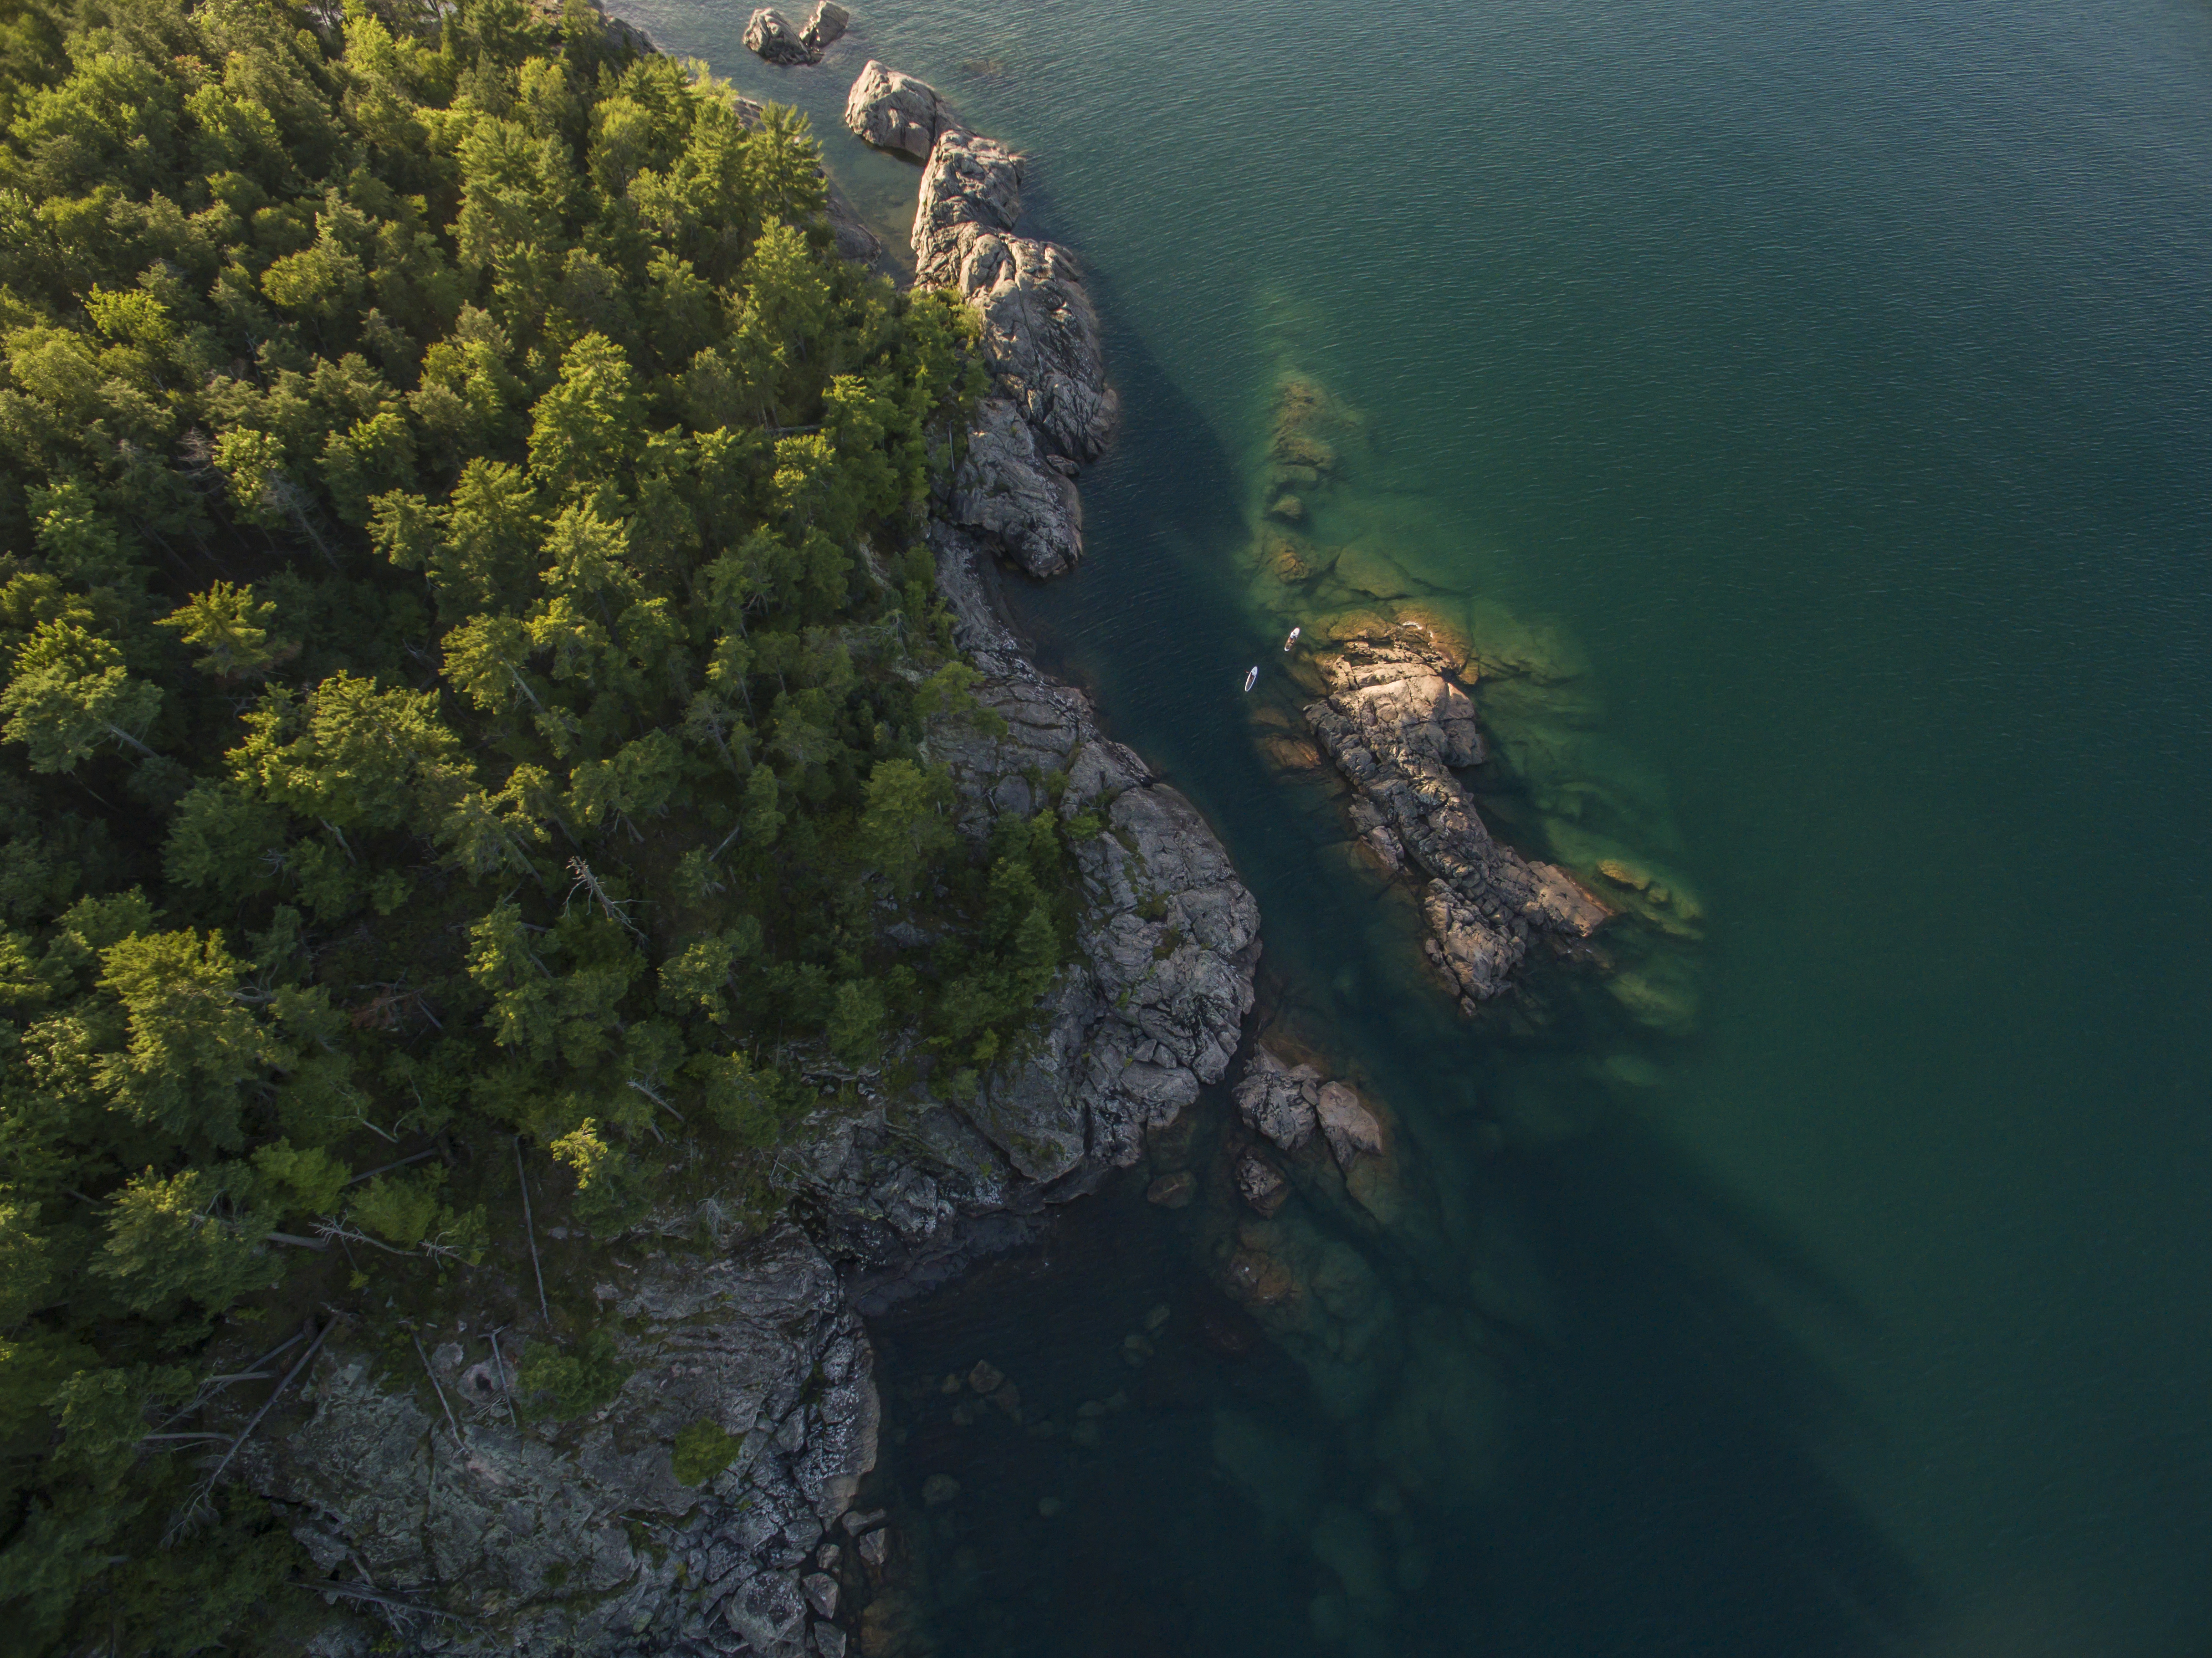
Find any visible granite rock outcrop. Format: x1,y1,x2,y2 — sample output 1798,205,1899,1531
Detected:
928,525,1261,1178
843,59,962,160
1304,631,1607,1003
242,1228,878,1658
744,2,848,65
847,64,1118,577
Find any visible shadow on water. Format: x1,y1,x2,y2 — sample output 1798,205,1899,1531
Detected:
1451,1116,1936,1656
860,1095,1936,1657
857,319,1936,1656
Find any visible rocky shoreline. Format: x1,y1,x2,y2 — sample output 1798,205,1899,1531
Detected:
240,52,1253,1658
232,41,1655,1657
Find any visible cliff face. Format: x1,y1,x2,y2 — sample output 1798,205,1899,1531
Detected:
249,60,1258,1658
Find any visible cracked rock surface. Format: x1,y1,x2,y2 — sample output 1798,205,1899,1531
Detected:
843,58,963,160
930,525,1260,1178
848,66,1118,577
1304,633,1607,1002
242,1228,876,1657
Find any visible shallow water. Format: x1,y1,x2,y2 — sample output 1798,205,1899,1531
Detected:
613,0,2212,1649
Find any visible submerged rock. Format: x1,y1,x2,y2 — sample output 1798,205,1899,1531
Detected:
1237,1153,1291,1216
1315,1081,1384,1170
1148,1169,1199,1208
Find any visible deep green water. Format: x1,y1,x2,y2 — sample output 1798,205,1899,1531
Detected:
615,0,2212,1649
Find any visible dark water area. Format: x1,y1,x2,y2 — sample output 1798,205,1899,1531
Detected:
613,0,2212,1649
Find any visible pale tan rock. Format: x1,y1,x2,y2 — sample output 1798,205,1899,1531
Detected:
1315,1081,1384,1169
843,60,958,159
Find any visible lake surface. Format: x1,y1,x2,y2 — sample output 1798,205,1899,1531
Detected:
612,0,2212,1650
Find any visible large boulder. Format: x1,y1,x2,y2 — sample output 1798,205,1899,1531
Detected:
1233,1046,1322,1151
844,59,960,160
802,0,849,52
744,7,813,64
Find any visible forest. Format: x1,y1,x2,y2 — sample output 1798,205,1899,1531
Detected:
0,0,1072,1646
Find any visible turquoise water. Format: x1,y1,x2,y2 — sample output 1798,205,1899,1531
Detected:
614,0,2212,1649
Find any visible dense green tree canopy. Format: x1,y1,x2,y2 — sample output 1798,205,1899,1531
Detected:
0,0,1069,1648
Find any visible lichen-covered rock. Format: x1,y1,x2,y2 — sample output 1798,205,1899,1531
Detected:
946,231,1118,463
240,1227,876,1657
929,525,1260,1178
1422,878,1522,1002
912,130,1024,276
843,59,960,160
908,132,1116,464
1304,627,1606,1002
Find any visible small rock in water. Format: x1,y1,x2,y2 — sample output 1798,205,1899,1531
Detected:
1037,1496,1064,1518
1236,1153,1290,1217
921,1473,961,1506
842,1508,888,1536
1070,1419,1102,1449
802,1573,839,1618
990,1383,1022,1419
950,1403,975,1427
857,1527,890,1568
1225,1247,1298,1308
1315,1081,1385,1170
743,6,813,64
939,1374,965,1395
814,1623,848,1658
1146,1170,1197,1208
1121,1332,1154,1367
967,1359,1004,1394
1075,1399,1107,1419
817,1543,842,1572
1143,1303,1171,1333
800,0,849,52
